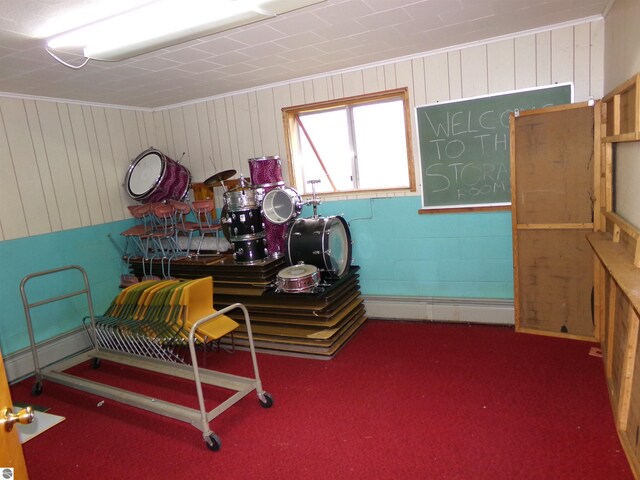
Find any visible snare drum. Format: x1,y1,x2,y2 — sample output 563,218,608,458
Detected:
226,207,264,241
248,156,284,189
232,236,268,264
125,148,191,203
262,187,302,224
285,216,352,278
276,263,320,293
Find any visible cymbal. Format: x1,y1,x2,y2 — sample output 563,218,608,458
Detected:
204,169,237,186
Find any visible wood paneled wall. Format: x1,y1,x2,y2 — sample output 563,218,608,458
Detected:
0,20,604,242
0,101,157,240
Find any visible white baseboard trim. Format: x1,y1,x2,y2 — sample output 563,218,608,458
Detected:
5,328,92,384
5,297,513,382
363,296,514,325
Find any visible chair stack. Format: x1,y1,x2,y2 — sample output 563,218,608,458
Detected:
119,200,227,281
86,277,239,364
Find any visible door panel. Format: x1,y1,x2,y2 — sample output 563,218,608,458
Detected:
511,103,596,339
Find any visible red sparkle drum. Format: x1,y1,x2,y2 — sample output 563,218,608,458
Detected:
276,263,320,293
285,216,352,278
248,155,284,189
264,222,287,258
262,187,303,224
125,148,190,203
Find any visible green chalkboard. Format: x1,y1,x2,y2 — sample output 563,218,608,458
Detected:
417,84,572,209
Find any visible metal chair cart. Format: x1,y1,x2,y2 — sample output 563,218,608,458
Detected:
20,265,273,451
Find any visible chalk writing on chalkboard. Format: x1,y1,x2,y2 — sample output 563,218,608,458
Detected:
417,84,572,210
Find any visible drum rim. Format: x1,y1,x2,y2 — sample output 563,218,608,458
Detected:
262,187,301,224
230,231,266,242
277,263,318,279
323,215,352,277
248,155,280,162
125,148,166,198
252,180,285,189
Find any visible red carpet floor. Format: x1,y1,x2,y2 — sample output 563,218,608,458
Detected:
10,320,634,480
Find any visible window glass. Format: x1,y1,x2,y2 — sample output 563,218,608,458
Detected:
283,88,414,195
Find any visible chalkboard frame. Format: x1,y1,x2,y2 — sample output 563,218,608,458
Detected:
416,84,573,212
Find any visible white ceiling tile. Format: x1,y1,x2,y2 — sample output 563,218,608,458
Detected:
0,0,609,108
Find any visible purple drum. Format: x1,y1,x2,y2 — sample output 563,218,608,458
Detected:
248,156,284,189
264,222,287,257
125,148,190,203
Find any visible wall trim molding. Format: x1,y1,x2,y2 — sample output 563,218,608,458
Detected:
363,296,514,325
5,328,92,384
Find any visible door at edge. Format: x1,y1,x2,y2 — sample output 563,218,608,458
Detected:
0,350,29,480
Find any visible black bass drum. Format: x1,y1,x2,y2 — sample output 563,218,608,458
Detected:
285,216,352,278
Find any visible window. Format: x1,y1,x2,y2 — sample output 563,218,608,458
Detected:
283,88,415,195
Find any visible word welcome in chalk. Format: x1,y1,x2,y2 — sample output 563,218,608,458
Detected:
421,104,552,201
418,84,571,208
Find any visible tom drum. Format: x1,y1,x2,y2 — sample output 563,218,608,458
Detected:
262,187,302,224
232,235,269,264
248,155,284,189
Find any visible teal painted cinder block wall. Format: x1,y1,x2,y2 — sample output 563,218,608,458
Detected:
0,220,133,357
0,196,514,357
313,196,514,298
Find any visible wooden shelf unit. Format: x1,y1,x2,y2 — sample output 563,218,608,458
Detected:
590,72,640,479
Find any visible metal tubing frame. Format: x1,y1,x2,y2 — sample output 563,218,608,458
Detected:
188,303,267,440
19,266,267,446
20,265,99,382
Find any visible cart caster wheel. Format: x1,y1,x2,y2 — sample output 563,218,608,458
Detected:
32,381,43,396
91,358,101,369
206,433,222,452
259,392,274,408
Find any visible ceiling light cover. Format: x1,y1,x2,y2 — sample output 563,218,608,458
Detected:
46,0,325,62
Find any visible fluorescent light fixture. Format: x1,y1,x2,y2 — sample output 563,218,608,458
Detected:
46,0,325,62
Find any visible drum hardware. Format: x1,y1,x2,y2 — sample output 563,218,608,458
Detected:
203,169,237,191
305,179,322,217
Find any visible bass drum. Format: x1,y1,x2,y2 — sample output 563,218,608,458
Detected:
285,216,352,278
125,148,190,203
276,263,320,293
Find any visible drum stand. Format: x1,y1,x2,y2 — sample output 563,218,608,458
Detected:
306,179,322,218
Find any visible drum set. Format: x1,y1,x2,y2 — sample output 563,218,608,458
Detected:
124,149,353,294
220,155,353,293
